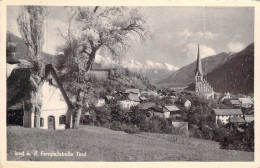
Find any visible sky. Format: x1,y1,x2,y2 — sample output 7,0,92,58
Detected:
7,6,254,71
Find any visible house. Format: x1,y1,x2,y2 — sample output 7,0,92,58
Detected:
20,64,73,130
164,105,180,115
230,99,241,109
95,99,106,107
125,88,140,97
104,96,114,104
222,98,241,109
212,109,244,125
137,103,170,118
221,92,232,102
116,94,140,109
244,114,254,123
229,117,246,126
179,98,191,108
128,94,140,106
238,98,254,108
7,64,73,130
140,90,148,96
139,96,147,103
147,90,158,97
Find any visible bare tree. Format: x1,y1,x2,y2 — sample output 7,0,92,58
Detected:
17,6,47,128
57,6,149,129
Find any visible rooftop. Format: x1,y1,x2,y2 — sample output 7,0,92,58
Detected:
229,117,245,123
164,105,180,112
137,102,156,110
238,98,253,104
212,109,243,116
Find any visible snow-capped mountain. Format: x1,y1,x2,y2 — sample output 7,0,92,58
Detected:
94,54,178,84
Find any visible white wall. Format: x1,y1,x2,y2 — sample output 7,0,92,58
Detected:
40,82,68,130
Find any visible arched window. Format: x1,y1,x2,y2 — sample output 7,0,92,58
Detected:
59,115,66,125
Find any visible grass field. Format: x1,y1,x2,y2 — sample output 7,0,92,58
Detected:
7,125,254,161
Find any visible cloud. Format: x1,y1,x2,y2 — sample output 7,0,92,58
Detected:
164,63,179,71
178,28,219,44
184,43,217,59
227,42,245,52
145,60,178,71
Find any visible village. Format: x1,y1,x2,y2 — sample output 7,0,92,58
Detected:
7,38,254,141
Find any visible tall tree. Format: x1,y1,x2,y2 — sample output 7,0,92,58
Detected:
57,6,148,129
17,6,47,128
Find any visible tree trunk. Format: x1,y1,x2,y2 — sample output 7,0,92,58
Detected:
72,89,84,129
23,91,35,128
34,83,43,128
72,50,96,129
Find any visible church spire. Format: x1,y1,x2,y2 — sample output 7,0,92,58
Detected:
195,44,203,76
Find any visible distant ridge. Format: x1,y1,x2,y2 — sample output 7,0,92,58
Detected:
7,31,58,65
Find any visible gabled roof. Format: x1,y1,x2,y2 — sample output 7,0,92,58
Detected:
105,96,114,100
137,102,156,110
230,100,241,105
128,94,140,102
164,105,180,112
141,90,148,94
229,117,245,123
244,115,254,123
125,88,140,94
238,98,253,104
116,94,129,101
139,96,147,101
147,90,157,95
45,64,73,109
212,109,243,116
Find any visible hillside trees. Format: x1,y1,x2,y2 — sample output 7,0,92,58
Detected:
16,6,47,128
56,7,149,129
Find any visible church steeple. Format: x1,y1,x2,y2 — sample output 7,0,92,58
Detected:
195,44,203,82
195,45,203,75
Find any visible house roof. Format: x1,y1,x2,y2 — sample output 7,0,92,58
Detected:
141,91,148,94
105,96,114,100
116,94,129,101
125,89,140,94
147,90,157,95
229,117,245,123
244,115,254,123
238,98,253,104
164,105,180,112
137,102,156,110
213,109,243,116
230,100,241,105
139,96,147,101
7,64,73,110
45,64,73,109
128,94,140,102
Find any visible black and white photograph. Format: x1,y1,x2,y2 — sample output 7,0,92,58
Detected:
4,3,256,163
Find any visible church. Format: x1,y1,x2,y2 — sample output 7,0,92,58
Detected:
195,45,215,99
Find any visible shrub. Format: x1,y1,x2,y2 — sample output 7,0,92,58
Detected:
123,124,140,134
